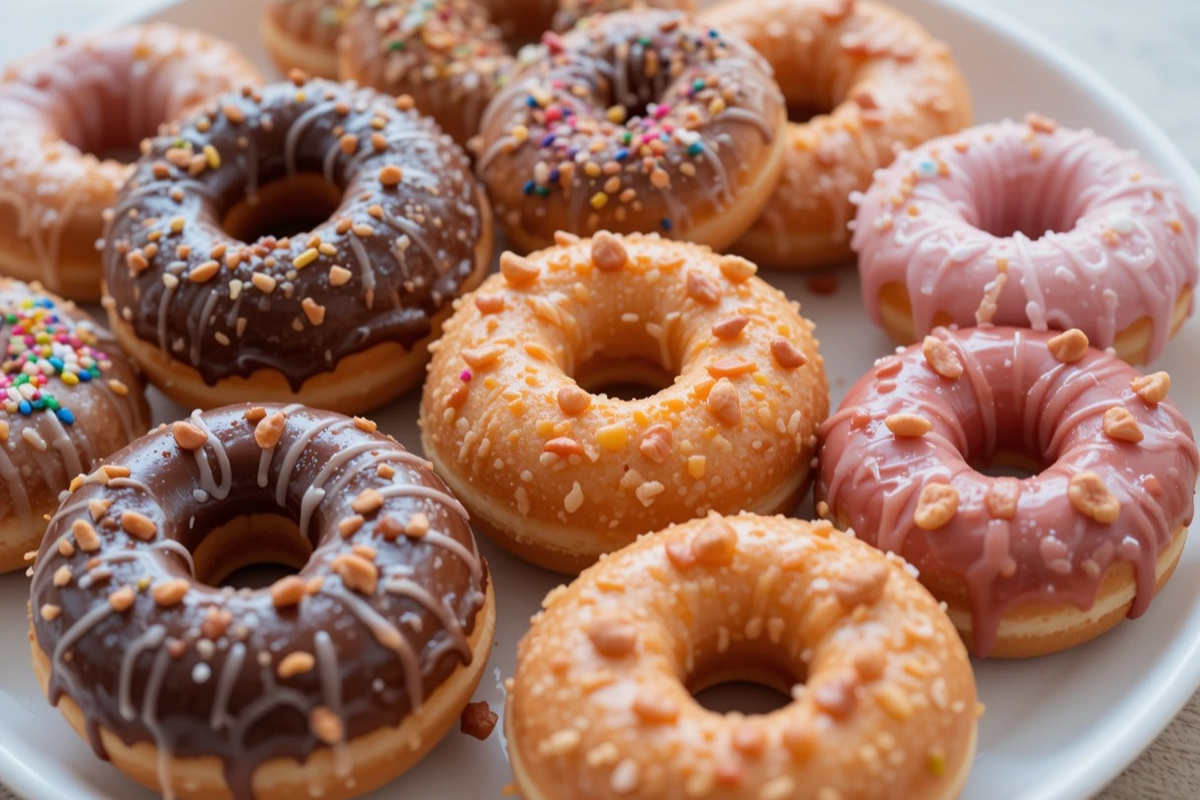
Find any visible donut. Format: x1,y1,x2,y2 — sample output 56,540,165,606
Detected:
29,403,494,800
263,0,347,79
0,279,149,573
702,0,972,270
339,0,694,147
0,25,261,300
851,115,1199,364
420,232,828,573
474,9,788,253
817,326,1199,658
507,514,979,800
101,75,493,415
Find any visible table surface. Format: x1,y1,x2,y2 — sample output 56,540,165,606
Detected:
1,0,1198,798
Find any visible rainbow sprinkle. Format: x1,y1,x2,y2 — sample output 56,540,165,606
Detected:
0,296,108,424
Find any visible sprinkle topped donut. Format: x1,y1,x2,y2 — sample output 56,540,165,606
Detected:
101,75,493,414
475,9,787,252
818,326,1199,657
0,279,149,572
29,403,493,800
851,115,1199,364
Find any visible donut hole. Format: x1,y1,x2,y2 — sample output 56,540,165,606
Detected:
975,451,1040,480
687,642,803,717
221,174,343,243
189,512,312,588
785,99,833,125
970,158,1093,239
573,352,675,401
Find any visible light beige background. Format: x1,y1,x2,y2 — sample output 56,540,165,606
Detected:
0,0,1197,798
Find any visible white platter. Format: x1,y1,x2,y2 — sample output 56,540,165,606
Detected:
0,0,1198,798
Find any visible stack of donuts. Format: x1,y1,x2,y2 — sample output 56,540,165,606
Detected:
0,1,1193,799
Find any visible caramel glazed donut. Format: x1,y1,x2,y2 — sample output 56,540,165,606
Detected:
29,403,495,800
702,0,972,269
0,280,149,572
339,0,694,147
474,9,788,253
818,326,1199,658
421,232,828,573
101,75,493,415
508,514,980,800
0,24,261,300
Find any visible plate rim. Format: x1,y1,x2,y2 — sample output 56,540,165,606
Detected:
1,1,1198,799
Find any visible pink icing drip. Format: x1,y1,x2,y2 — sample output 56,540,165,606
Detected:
818,326,1199,656
852,118,1200,362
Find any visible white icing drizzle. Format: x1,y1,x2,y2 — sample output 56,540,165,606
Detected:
209,642,246,730
313,631,352,778
119,625,167,720
322,586,424,710
382,577,470,659
189,409,233,501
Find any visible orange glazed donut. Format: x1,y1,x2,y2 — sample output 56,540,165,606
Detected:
703,0,971,269
262,0,348,79
30,403,494,800
0,279,149,573
420,232,828,573
507,514,979,800
0,25,261,300
339,0,695,147
101,77,493,414
474,9,787,253
818,327,1199,658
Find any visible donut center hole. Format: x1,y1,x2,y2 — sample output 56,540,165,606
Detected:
573,352,675,401
688,645,803,717
975,450,1041,480
785,100,832,125
190,513,312,588
222,174,343,243
974,163,1090,239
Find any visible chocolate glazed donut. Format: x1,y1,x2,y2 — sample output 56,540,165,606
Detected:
102,75,493,414
29,404,494,800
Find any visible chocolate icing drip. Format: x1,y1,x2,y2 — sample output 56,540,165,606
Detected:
30,404,489,800
102,78,488,391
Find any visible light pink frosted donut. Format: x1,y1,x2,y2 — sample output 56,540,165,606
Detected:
851,114,1199,364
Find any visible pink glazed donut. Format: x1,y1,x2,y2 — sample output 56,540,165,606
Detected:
817,325,1198,658
851,114,1199,365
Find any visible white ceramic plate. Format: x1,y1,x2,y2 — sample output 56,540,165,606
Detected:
0,0,1198,798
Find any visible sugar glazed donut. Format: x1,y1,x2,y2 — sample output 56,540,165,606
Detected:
852,115,1199,364
818,326,1199,658
0,280,149,572
703,0,972,269
101,76,493,414
263,0,347,79
339,0,695,147
29,403,494,800
474,10,787,253
0,25,261,300
507,514,979,800
420,233,828,573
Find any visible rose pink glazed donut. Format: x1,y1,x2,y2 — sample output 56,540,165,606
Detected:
850,114,1199,365
817,325,1198,658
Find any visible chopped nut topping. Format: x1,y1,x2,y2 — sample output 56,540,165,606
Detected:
255,412,287,449
585,613,638,657
832,560,890,607
499,251,539,286
718,255,757,283
172,421,207,450
544,437,585,457
632,690,680,724
332,552,379,594
271,575,307,608
1047,328,1089,363
557,385,591,416
707,378,741,425
121,510,157,540
329,265,352,286
338,515,365,537
922,335,963,379
985,478,1021,519
351,488,384,515
244,406,267,423
706,356,756,378
590,231,628,272
151,579,189,607
637,424,673,464
277,651,316,679
1068,471,1121,523
53,566,72,588
378,165,403,187
914,483,959,529
781,722,817,761
686,270,721,305
462,344,504,369
692,512,738,566
1131,371,1170,405
301,298,326,326
353,416,377,433
311,706,344,744
885,413,932,437
72,519,100,552
1103,407,1144,443
109,585,136,612
711,314,749,340
770,338,807,369
812,671,858,717
405,513,430,537
474,294,505,314
875,684,915,720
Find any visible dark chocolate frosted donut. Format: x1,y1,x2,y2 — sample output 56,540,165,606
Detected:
29,403,494,800
101,75,493,414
